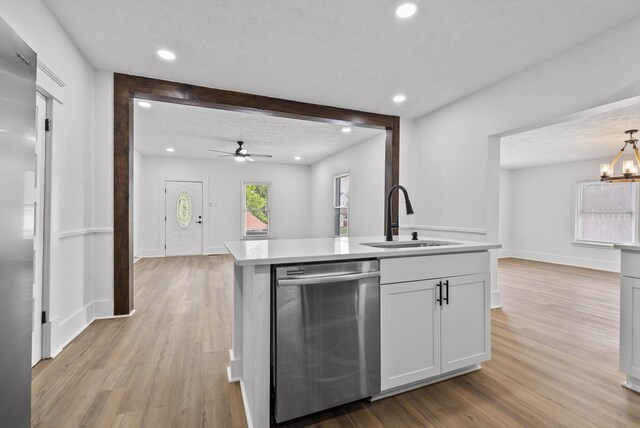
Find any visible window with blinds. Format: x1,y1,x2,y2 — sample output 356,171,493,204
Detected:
576,181,635,244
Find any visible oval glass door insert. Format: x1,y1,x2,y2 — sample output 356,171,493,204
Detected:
176,191,192,229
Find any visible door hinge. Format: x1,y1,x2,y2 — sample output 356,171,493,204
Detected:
164,216,166,221
45,118,50,132
165,188,167,193
41,310,47,324
164,244,167,249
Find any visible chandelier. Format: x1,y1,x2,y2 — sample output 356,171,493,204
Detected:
600,129,640,182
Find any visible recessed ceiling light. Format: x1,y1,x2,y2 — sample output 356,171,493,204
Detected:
342,127,352,133
166,148,175,152
396,2,417,18
294,156,301,161
392,94,406,103
157,49,176,61
138,101,151,108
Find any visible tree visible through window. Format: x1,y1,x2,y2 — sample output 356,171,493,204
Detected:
334,174,349,237
576,181,635,244
244,183,270,237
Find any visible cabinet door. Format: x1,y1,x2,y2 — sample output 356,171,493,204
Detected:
441,273,490,373
620,276,640,377
381,280,441,391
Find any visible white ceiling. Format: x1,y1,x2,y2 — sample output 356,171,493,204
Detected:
133,99,384,164
501,102,640,169
43,0,640,118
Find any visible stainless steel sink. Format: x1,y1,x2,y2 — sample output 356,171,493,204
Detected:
362,240,460,249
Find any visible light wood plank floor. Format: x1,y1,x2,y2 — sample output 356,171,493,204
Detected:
32,256,640,427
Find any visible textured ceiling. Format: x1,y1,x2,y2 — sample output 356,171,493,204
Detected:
501,102,640,169
133,99,384,164
43,0,640,118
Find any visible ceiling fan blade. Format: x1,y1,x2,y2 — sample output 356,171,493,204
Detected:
247,153,272,158
217,154,234,157
208,149,234,155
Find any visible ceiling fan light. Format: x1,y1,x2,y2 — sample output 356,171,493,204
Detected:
235,156,245,162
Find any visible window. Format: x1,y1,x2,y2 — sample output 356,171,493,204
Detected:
576,181,635,244
243,183,270,238
334,174,349,237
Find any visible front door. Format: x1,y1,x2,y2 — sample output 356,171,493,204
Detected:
165,181,203,256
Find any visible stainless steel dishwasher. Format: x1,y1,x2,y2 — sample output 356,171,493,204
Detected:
272,259,380,423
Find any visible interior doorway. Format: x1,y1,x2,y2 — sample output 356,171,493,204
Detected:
165,180,204,256
32,91,50,366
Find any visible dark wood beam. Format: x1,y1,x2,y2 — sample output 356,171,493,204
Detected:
113,73,400,315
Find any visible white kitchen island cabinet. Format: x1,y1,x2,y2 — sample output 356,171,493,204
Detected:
616,245,640,392
225,236,500,427
380,252,491,392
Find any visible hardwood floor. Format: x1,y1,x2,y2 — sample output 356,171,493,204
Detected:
32,256,640,427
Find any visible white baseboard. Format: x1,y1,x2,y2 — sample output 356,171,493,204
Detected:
137,249,165,258
239,380,254,428
206,246,228,255
491,291,501,309
496,249,513,259
509,249,620,273
49,299,114,357
228,349,242,382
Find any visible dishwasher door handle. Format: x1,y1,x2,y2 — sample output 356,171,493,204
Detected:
278,271,380,286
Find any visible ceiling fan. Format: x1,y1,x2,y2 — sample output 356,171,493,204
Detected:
208,140,272,162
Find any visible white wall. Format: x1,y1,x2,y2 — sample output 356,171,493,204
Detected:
0,1,111,356
500,159,631,272
133,149,143,256
136,155,311,255
310,133,386,238
498,168,513,257
407,17,640,306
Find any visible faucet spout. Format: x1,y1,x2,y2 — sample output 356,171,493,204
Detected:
385,184,414,241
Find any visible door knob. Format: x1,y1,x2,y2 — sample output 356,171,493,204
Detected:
196,220,202,224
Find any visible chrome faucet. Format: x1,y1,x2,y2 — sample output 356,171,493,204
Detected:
385,184,414,241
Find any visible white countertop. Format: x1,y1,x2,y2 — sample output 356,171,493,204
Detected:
614,244,640,252
224,236,501,266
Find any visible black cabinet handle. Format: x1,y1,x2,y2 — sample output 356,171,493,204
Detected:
196,220,202,224
443,280,449,305
436,281,442,306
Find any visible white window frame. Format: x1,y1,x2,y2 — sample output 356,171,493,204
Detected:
574,180,637,245
334,173,350,237
242,182,271,239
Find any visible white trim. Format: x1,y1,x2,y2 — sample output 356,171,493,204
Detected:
95,309,136,320
49,299,114,357
239,380,254,428
136,249,165,258
228,349,242,383
36,59,66,88
372,365,481,401
496,249,513,259
399,224,487,235
58,227,113,239
491,291,501,309
572,240,616,249
206,246,228,255
509,250,620,273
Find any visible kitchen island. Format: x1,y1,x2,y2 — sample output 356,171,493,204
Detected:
225,236,500,427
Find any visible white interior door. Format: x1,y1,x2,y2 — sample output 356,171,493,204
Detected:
32,92,46,366
165,181,203,256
